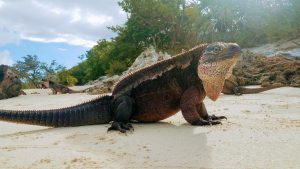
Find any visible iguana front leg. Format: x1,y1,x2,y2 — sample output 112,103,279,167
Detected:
180,86,225,125
197,102,227,121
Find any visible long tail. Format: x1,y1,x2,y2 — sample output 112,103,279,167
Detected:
0,95,113,127
69,89,84,94
240,85,282,94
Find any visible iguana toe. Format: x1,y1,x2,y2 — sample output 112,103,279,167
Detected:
192,119,222,126
121,123,134,131
107,121,134,133
207,114,227,121
210,120,222,125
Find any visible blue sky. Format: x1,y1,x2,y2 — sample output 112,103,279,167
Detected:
0,0,127,68
0,39,89,68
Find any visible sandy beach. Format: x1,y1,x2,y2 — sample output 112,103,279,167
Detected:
0,87,299,169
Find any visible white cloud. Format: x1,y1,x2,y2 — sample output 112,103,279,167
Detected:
0,50,13,66
86,14,112,26
0,0,127,48
70,8,81,23
21,34,96,48
0,0,4,8
0,27,20,46
58,48,67,52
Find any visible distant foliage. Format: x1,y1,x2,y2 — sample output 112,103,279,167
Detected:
12,55,65,88
106,60,127,76
57,69,78,86
68,0,300,85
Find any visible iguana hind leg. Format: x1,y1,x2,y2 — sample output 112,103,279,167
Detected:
180,86,224,126
108,95,134,133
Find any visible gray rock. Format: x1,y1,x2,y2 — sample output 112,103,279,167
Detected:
123,46,171,75
86,46,171,94
0,65,23,100
245,38,300,58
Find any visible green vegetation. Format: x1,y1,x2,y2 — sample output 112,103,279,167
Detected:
14,0,300,86
11,55,65,88
65,0,300,85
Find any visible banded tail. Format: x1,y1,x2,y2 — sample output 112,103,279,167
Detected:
0,95,113,127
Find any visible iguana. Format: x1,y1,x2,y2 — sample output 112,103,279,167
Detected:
222,79,283,95
0,42,242,132
41,79,82,94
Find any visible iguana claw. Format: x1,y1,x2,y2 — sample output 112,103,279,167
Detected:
192,119,222,126
107,121,134,133
208,114,227,121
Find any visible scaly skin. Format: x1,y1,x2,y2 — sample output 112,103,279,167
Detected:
110,42,241,132
0,42,242,133
0,95,112,127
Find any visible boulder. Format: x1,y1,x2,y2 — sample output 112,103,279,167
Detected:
85,75,120,94
86,46,171,94
233,53,300,87
0,65,23,100
245,38,300,59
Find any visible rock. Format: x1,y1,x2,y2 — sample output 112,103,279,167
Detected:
123,46,171,75
0,65,23,100
290,76,300,87
86,46,171,94
85,75,120,94
245,38,300,59
233,52,300,87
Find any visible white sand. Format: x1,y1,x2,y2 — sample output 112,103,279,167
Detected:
0,87,299,169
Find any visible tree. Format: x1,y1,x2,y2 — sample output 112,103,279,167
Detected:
42,60,65,82
12,55,64,88
69,0,300,85
57,69,78,86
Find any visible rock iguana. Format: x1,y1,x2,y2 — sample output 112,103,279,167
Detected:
222,79,283,95
0,42,242,132
41,79,83,94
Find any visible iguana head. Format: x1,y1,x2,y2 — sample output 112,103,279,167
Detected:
41,79,50,89
198,42,242,101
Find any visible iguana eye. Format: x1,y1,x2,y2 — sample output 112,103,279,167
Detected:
214,46,221,52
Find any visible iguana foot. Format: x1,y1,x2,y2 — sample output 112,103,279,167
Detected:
205,114,227,121
192,119,221,126
121,123,134,131
107,121,134,133
233,87,242,96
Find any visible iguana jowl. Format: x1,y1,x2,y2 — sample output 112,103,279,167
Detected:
0,42,242,132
